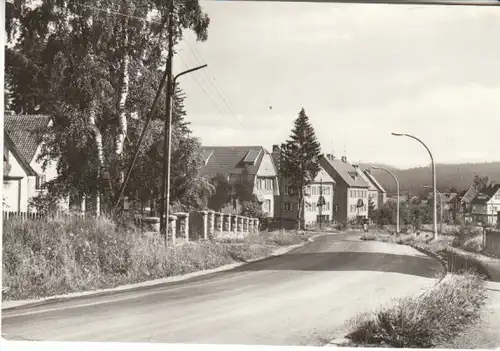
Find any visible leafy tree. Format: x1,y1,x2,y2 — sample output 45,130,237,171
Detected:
208,173,233,212
240,200,264,219
368,196,376,221
281,108,321,229
473,175,489,191
5,0,210,211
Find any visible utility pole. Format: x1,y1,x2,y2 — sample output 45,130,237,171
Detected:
279,143,284,233
159,0,175,242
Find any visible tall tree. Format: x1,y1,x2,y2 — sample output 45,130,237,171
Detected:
281,108,321,229
473,175,489,191
5,0,210,211
368,196,376,221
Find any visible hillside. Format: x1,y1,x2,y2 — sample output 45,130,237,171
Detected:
359,162,500,196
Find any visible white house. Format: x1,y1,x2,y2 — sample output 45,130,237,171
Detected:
3,112,68,213
469,183,500,226
200,146,279,218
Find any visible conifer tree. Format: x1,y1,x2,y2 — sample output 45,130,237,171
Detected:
281,108,322,229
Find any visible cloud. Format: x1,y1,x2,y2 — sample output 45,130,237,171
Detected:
177,2,500,168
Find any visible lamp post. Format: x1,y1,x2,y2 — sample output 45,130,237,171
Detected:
159,64,208,241
392,132,437,241
370,166,400,234
423,185,443,233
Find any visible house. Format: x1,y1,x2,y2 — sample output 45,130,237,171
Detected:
356,168,387,210
200,146,279,218
3,112,67,212
469,183,500,226
320,154,370,224
459,185,481,223
271,145,336,226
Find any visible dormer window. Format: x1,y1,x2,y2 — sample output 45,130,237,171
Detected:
243,148,261,165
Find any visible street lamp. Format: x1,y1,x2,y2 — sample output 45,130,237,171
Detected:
423,185,443,233
392,132,437,241
159,64,208,241
369,166,400,234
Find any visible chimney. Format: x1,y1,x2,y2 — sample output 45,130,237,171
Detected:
353,164,359,170
272,144,280,153
341,156,347,163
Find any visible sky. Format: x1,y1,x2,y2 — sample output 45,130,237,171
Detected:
174,1,500,170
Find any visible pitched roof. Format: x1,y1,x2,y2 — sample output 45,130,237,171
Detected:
321,156,369,188
199,146,267,179
3,131,38,177
362,169,387,193
471,184,500,205
3,113,51,163
461,185,480,204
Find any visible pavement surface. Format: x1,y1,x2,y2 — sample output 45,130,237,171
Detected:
1,232,443,346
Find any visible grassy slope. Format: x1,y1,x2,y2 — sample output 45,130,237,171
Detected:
2,216,314,301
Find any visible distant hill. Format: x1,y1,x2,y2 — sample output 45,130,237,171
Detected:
358,162,500,196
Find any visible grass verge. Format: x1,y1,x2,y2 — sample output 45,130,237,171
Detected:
2,216,313,301
345,272,488,348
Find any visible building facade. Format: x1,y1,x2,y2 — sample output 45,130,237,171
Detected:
320,155,370,224
201,146,279,218
470,184,500,226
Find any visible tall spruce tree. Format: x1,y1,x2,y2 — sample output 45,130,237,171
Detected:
281,108,321,229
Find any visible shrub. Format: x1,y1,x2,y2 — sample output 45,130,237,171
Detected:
346,272,487,348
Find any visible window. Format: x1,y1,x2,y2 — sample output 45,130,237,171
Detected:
263,199,271,213
284,186,289,195
312,186,317,195
284,202,292,211
36,175,46,190
324,187,330,195
326,202,330,210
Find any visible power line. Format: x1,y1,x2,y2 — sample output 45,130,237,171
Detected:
181,37,245,127
176,51,230,124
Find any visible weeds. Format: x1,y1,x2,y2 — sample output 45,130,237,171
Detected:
346,272,487,348
2,216,305,301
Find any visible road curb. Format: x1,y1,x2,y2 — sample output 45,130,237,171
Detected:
2,232,325,312
323,238,450,347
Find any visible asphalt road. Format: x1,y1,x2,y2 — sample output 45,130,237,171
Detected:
2,232,443,345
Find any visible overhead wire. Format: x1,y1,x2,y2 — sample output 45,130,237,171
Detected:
69,1,243,127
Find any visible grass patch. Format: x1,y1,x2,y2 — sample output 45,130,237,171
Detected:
2,216,309,301
345,272,488,348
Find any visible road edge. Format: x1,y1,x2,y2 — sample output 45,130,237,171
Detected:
1,233,326,312
324,239,450,348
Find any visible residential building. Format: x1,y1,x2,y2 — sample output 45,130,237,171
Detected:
459,185,481,223
3,112,67,212
271,145,336,226
356,168,387,210
200,146,279,218
320,154,370,223
469,183,500,226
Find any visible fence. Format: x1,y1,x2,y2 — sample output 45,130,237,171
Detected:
2,211,86,221
485,230,500,257
3,210,261,243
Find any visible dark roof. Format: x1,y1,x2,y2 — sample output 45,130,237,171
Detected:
363,170,386,193
471,184,500,205
461,185,480,204
3,131,38,176
321,156,369,188
3,113,51,163
200,146,267,179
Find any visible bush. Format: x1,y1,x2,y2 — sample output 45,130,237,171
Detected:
2,216,307,301
346,272,487,348
451,224,484,252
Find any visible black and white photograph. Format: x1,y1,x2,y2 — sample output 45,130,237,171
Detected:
1,0,500,349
